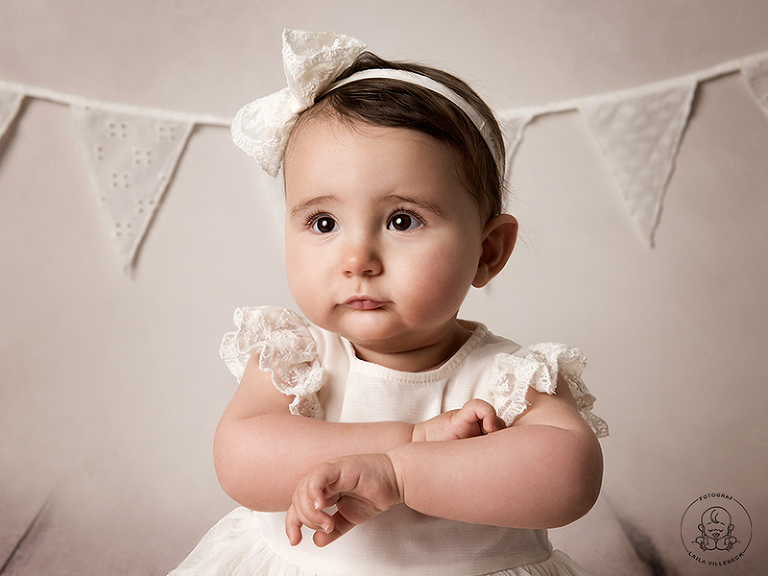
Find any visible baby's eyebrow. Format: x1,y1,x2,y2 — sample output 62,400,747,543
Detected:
288,195,338,219
385,194,448,219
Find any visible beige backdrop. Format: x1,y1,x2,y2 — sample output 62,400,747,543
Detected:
1,1,767,575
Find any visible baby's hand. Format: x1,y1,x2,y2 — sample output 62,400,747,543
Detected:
285,453,402,547
412,399,505,442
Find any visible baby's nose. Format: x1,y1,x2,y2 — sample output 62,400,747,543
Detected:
342,237,382,277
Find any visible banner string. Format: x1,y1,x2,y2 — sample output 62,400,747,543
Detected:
0,79,231,126
499,48,768,119
1,46,767,270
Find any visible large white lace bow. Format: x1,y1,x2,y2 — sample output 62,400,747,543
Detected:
231,29,366,176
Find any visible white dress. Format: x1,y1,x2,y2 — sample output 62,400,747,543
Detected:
170,306,609,576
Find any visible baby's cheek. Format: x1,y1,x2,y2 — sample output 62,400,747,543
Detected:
409,262,472,311
286,257,322,309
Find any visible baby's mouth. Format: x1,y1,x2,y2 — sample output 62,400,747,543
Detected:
344,298,384,310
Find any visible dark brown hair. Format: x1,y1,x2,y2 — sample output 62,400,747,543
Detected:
293,52,506,219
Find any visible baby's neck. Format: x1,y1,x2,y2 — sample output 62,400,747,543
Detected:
351,323,473,372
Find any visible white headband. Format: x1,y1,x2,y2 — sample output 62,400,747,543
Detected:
324,68,503,176
232,29,503,180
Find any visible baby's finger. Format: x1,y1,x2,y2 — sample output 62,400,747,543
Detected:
312,510,357,547
286,500,335,546
460,399,490,420
461,399,503,434
308,459,350,498
298,478,325,514
285,504,304,546
286,482,335,544
480,410,506,434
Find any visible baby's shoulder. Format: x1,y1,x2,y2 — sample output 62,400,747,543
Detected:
220,305,319,379
220,306,325,418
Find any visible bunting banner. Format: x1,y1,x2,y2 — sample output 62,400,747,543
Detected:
499,48,768,245
499,113,533,195
0,79,228,273
1,48,768,273
70,105,194,271
742,56,768,116
0,88,24,141
579,81,696,246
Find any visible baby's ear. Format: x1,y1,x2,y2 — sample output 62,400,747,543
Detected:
472,214,518,288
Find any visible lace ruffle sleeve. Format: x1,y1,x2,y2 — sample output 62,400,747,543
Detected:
488,343,608,438
219,306,323,419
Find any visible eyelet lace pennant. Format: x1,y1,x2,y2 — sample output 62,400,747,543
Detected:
70,105,193,272
580,79,696,246
499,112,533,188
742,57,768,118
0,88,24,142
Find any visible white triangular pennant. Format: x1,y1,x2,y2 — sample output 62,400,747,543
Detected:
0,89,24,141
499,112,533,184
742,57,768,119
70,105,193,272
581,79,696,246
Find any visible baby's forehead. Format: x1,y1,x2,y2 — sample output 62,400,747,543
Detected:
288,115,475,187
287,110,430,152
285,102,356,151
284,107,494,221
285,114,455,177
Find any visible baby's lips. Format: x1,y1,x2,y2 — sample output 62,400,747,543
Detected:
343,297,384,310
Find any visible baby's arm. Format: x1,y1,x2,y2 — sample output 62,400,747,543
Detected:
214,353,412,511
286,380,602,544
213,354,498,512
412,398,506,442
390,382,603,528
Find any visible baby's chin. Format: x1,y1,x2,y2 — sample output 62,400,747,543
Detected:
335,321,411,351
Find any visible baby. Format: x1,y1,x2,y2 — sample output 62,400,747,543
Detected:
170,29,607,576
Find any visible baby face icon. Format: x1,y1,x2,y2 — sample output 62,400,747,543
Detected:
696,506,737,551
702,507,730,539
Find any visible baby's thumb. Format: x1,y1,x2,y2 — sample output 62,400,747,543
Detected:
480,408,505,434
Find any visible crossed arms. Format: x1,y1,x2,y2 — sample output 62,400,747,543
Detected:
213,352,603,547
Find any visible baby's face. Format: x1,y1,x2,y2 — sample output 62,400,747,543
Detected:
283,118,487,365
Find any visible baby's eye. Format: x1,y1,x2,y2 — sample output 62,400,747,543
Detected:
310,215,338,234
388,212,422,232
